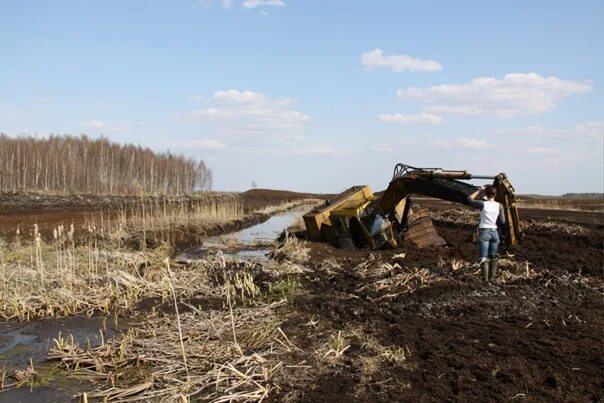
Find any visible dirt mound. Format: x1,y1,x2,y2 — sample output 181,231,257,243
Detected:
276,248,603,402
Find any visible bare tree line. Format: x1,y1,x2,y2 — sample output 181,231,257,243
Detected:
0,134,212,195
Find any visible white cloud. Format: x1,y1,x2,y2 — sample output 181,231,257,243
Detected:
81,120,133,132
181,139,227,150
495,121,604,138
192,0,233,9
398,73,592,117
562,121,604,138
434,137,497,150
212,89,268,104
185,89,310,141
194,0,213,8
522,147,556,155
243,0,285,9
82,120,104,129
494,126,545,136
33,96,51,104
378,113,442,125
298,147,343,158
370,142,397,154
361,49,442,72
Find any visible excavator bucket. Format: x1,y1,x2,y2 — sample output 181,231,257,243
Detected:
404,208,447,248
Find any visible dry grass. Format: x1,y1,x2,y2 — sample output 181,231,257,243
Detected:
321,331,351,361
519,199,604,212
431,209,479,226
0,227,259,320
94,194,244,248
0,195,317,321
256,199,322,215
48,301,291,402
432,208,593,237
522,219,589,235
0,247,310,400
270,232,310,264
352,256,444,300
0,198,318,401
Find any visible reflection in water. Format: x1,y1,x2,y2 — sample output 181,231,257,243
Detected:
175,208,306,263
223,211,302,243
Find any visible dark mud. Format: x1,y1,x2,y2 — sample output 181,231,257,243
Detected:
267,207,603,402
282,268,603,402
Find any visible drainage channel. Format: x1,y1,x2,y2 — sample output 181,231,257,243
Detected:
175,207,307,264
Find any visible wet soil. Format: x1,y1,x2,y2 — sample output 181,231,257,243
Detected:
0,316,127,402
267,206,603,402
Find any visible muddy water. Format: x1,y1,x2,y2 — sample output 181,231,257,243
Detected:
175,207,307,263
222,211,304,243
0,316,126,402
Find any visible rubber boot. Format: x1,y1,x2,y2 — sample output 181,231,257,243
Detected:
480,258,490,282
489,256,500,283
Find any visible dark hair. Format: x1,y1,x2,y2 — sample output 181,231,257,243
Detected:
485,185,497,198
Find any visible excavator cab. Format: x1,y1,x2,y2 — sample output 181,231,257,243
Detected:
328,200,394,249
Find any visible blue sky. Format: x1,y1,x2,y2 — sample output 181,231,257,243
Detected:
1,0,603,194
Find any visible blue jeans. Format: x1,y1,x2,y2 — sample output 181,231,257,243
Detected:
478,228,500,258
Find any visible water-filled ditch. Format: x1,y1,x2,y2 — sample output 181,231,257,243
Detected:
175,206,307,263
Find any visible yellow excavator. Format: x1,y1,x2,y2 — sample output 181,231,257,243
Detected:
303,163,522,249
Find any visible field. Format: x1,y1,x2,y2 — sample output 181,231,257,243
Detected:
0,190,602,402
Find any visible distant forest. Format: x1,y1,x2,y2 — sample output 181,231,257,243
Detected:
0,134,212,195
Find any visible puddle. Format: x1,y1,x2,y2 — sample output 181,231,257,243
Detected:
175,207,306,263
0,316,126,402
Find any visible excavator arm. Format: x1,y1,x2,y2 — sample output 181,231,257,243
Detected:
378,163,523,247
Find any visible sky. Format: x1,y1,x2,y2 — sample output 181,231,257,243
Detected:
1,0,603,195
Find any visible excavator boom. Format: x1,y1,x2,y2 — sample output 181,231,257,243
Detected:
303,163,523,250
380,163,522,247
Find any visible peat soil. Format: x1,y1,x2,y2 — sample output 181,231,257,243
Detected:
269,208,603,402
0,189,322,240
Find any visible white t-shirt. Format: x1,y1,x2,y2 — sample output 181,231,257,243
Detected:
467,197,505,229
479,200,501,229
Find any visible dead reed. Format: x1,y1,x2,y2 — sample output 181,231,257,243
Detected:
48,301,293,402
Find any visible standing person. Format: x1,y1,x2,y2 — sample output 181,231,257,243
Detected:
468,185,506,283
